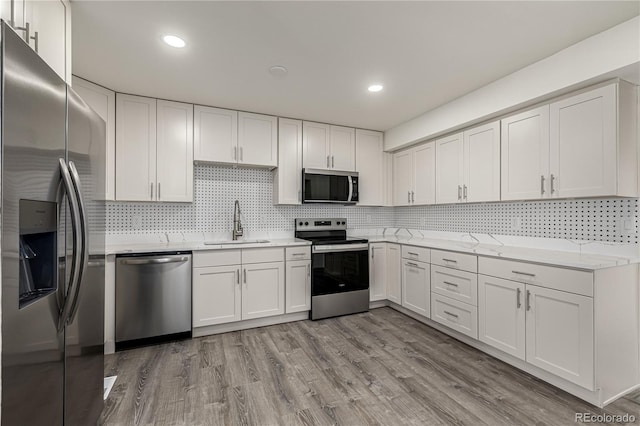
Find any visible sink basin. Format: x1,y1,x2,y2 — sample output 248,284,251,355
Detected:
204,239,270,246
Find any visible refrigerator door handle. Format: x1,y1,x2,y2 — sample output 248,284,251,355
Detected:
65,161,89,326
57,158,82,332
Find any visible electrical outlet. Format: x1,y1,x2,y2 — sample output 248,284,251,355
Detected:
512,217,521,230
366,214,372,223
421,217,427,228
617,215,634,231
131,215,142,229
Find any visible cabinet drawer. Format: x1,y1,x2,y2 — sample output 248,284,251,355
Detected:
431,265,478,306
286,246,311,261
193,250,241,268
242,247,284,264
431,293,478,339
478,257,593,297
401,245,430,263
431,249,477,273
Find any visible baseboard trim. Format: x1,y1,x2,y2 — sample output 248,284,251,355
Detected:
193,311,309,337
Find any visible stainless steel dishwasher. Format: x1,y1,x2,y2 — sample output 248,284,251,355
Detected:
115,252,192,348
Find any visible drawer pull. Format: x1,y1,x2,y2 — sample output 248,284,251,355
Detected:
444,310,459,319
443,281,459,287
512,270,536,277
407,252,419,256
516,287,521,308
442,258,458,263
406,262,419,268
291,252,306,256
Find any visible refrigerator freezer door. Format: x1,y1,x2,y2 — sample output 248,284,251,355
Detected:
1,22,67,426
64,87,106,425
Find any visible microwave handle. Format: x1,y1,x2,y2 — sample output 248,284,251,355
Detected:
348,176,353,202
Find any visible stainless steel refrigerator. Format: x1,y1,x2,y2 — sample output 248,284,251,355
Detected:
1,21,105,425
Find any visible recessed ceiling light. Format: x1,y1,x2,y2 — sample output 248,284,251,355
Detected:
368,84,383,93
269,65,288,77
163,35,186,48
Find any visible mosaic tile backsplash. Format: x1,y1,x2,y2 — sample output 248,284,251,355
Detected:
107,165,638,244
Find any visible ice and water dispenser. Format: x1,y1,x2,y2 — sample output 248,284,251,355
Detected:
19,199,57,308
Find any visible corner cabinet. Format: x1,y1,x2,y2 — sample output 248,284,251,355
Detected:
194,106,277,168
72,76,116,200
303,121,355,171
115,94,193,202
273,118,303,205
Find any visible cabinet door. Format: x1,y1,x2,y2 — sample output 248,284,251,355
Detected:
355,129,384,206
303,121,331,169
330,125,356,171
550,84,617,198
464,121,500,202
369,243,387,301
238,112,277,168
193,265,241,327
525,285,594,390
478,275,525,360
413,142,436,205
435,132,463,204
285,259,310,313
274,118,302,205
115,94,157,201
72,76,116,201
393,150,413,206
26,0,67,81
194,105,237,163
242,262,285,320
501,106,550,201
386,244,402,304
156,100,193,202
402,260,430,317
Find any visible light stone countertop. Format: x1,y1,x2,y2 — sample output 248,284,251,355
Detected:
106,237,311,255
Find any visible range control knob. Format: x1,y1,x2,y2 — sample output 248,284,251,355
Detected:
298,221,303,226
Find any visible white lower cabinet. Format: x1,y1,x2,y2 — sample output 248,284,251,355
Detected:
192,248,285,327
525,284,594,390
402,259,430,317
386,244,402,304
285,259,311,313
193,265,241,327
242,262,285,320
369,243,387,301
478,275,526,360
431,293,478,339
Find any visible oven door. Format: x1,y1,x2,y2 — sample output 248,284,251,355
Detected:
311,244,369,296
303,169,358,204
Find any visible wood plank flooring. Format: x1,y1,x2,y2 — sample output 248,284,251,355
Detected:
100,307,640,425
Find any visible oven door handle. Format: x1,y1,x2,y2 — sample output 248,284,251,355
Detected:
312,243,369,253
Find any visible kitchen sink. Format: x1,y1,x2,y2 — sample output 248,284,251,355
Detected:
203,239,270,245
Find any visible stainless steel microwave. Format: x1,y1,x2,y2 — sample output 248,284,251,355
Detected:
302,169,359,204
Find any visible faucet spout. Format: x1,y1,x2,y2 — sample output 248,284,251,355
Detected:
232,200,243,240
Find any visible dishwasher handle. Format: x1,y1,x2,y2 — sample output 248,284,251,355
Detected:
120,256,190,265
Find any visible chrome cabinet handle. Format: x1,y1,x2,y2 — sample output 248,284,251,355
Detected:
444,310,459,318
234,146,237,160
371,248,375,259
298,190,301,202
406,262,419,268
13,21,30,44
512,270,535,277
307,264,310,277
150,182,154,199
516,287,522,308
407,251,419,256
457,185,462,200
443,281,458,287
442,258,458,264
550,174,556,194
463,185,467,200
243,268,247,283
291,252,305,257
236,269,240,285
407,191,411,203
526,290,531,311
240,147,243,161
540,175,546,195
326,155,330,168
158,182,161,200
332,156,334,168
411,191,415,203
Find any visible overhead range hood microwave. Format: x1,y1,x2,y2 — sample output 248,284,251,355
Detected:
302,169,359,204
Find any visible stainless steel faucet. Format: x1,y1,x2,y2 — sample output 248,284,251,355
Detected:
232,200,243,240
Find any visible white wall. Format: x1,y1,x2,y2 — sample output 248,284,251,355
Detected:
385,16,640,151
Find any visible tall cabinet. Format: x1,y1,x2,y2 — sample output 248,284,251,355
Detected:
355,129,387,206
273,118,303,205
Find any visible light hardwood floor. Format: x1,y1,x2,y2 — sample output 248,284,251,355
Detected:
101,307,640,425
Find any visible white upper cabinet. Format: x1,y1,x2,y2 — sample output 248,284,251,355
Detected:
156,100,194,202
501,105,550,201
463,121,500,202
194,106,276,168
303,121,355,171
501,82,638,201
194,105,237,164
273,118,303,205
435,132,464,204
116,94,193,202
355,129,385,206
115,94,157,202
72,76,116,201
238,112,277,168
392,142,435,206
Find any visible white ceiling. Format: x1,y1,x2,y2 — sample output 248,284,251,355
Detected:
71,1,639,131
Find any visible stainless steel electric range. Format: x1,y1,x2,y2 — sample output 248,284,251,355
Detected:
295,218,369,320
